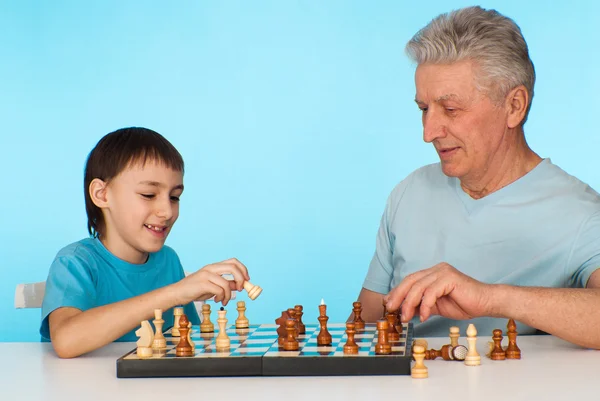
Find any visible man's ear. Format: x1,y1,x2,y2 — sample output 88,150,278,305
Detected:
506,85,529,128
89,178,109,208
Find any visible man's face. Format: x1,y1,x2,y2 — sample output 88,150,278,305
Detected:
415,60,508,181
101,160,183,264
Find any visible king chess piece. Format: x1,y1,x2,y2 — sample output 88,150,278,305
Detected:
317,303,332,346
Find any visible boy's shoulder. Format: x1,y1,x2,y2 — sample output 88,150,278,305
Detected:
54,237,103,261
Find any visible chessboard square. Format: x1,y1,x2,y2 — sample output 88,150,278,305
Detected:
241,339,277,345
301,346,335,353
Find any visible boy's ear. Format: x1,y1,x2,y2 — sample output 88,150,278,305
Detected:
89,178,109,208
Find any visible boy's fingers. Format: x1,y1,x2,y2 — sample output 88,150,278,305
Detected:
220,258,250,281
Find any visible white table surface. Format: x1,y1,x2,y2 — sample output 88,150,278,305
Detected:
3,335,598,401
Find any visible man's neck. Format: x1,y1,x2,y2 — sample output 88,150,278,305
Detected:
460,134,542,200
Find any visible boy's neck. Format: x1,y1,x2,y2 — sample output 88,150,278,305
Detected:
99,235,149,265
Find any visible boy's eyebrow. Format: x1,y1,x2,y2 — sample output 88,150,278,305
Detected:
138,180,184,191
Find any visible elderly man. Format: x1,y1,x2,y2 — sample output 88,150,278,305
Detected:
358,6,600,348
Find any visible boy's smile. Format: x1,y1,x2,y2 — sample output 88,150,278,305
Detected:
96,160,184,264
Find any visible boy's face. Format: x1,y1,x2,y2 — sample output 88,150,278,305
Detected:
99,160,183,264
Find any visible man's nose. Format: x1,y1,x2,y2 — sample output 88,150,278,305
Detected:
422,109,446,143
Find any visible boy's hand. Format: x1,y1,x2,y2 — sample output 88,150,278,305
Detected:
173,258,251,306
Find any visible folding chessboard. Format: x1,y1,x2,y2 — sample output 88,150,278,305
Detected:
116,322,414,378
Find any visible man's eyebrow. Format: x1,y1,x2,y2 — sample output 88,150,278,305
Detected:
138,181,184,191
414,94,462,104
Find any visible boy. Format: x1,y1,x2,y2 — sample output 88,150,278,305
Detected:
40,127,251,358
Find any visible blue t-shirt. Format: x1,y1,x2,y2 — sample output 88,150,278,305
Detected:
40,238,199,341
363,159,600,337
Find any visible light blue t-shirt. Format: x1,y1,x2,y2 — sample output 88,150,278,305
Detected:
40,238,200,341
363,159,600,337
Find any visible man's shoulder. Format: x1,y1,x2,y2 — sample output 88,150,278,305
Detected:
536,160,600,206
388,162,447,200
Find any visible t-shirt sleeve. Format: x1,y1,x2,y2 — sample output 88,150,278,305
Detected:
569,211,600,288
40,255,97,340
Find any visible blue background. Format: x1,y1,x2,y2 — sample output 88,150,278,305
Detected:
1,1,598,342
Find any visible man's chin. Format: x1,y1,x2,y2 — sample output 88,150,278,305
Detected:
440,161,464,178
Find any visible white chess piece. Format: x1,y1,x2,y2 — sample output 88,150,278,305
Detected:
464,323,481,366
243,281,263,300
136,320,154,359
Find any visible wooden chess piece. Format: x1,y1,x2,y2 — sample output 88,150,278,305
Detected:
172,306,184,337
425,344,453,361
375,319,392,355
385,312,400,342
275,310,290,346
449,326,460,347
283,319,299,351
200,304,214,333
464,323,481,366
187,321,195,349
343,322,359,354
411,345,428,378
491,329,506,360
135,320,154,359
412,338,428,352
287,308,299,338
395,309,403,335
294,305,306,334
352,301,365,330
243,281,263,300
215,307,230,351
235,301,249,329
381,298,387,319
175,315,194,357
451,344,468,361
317,302,332,346
505,319,521,359
152,309,167,355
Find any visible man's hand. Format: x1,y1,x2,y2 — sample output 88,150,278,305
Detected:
384,262,493,322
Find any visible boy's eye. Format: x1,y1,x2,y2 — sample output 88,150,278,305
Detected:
170,196,180,202
141,194,155,199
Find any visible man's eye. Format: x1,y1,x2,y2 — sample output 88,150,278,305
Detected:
419,107,428,113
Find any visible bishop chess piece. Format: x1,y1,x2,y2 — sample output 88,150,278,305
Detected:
200,304,214,333
505,319,521,359
317,301,332,346
152,309,167,355
491,329,506,360
375,319,392,355
135,320,154,359
294,305,306,334
411,345,428,378
172,306,184,337
235,301,249,329
283,319,299,351
464,323,481,366
243,281,263,300
352,301,365,330
343,322,359,354
187,321,195,349
175,315,194,357
215,307,230,351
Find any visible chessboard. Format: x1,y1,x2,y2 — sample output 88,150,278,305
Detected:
117,322,414,378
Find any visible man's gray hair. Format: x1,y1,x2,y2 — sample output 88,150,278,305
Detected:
406,6,536,124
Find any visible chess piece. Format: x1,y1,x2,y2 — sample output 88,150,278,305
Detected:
235,301,249,329
381,298,387,319
505,319,521,359
200,304,214,333
343,322,359,354
425,344,453,361
451,344,468,361
449,326,460,347
294,305,306,334
283,319,299,351
135,320,154,359
152,309,167,355
352,301,365,330
172,306,184,336
243,281,263,300
395,309,403,335
464,323,481,366
317,302,332,346
375,319,392,355
215,307,231,350
276,310,290,346
386,312,400,342
412,338,428,352
175,315,193,357
491,329,506,360
411,345,428,378
287,308,299,338
187,321,195,349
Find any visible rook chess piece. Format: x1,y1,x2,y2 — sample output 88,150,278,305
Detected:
200,304,214,333
175,315,193,357
464,323,481,366
172,306,184,336
352,301,365,330
375,320,392,355
152,309,167,355
294,305,306,334
317,302,332,346
449,326,460,348
135,320,154,359
283,319,299,351
243,281,263,300
491,329,506,360
505,319,521,359
411,345,428,378
235,301,249,329
215,307,231,350
343,322,359,354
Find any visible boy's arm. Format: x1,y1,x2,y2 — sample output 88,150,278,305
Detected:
50,258,249,358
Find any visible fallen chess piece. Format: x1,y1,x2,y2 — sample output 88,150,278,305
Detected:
244,281,263,300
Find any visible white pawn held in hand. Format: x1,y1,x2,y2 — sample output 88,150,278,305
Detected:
464,323,481,366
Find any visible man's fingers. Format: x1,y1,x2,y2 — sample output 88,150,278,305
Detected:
419,278,453,321
386,269,431,311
